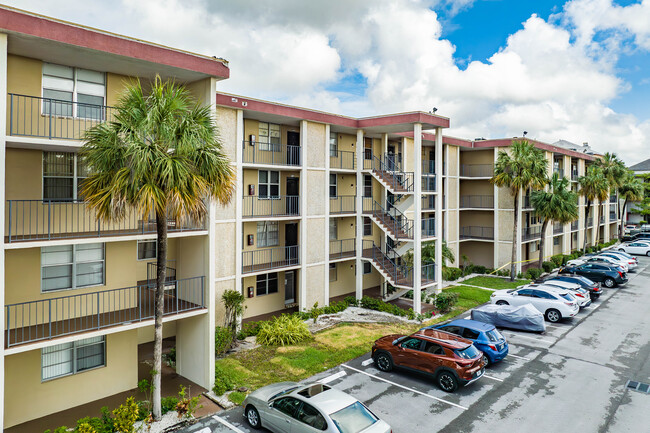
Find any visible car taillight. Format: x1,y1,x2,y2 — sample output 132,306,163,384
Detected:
618,271,623,277
488,344,497,351
575,293,585,298
594,287,601,291
565,302,574,306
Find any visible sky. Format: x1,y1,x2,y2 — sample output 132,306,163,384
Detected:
6,0,650,165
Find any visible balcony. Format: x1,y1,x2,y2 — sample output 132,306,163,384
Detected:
609,196,618,204
571,221,579,231
330,150,355,170
242,141,301,166
571,171,579,181
422,160,435,174
421,218,436,238
553,223,563,235
422,196,435,211
553,168,564,178
242,196,299,218
460,226,494,240
609,212,617,220
5,276,205,348
242,245,299,274
460,164,493,178
522,226,542,241
330,238,355,261
587,217,593,227
5,200,206,243
421,174,436,192
600,216,605,225
8,93,114,141
330,195,356,214
522,196,533,209
459,195,494,209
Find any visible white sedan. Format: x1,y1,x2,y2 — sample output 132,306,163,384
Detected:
618,241,650,256
538,280,591,308
490,284,579,323
568,256,629,273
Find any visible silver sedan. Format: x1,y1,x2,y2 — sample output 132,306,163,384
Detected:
242,381,391,433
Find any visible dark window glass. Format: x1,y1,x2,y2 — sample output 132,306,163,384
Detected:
363,262,371,274
363,217,372,236
441,326,460,335
461,328,480,340
297,403,327,430
454,345,481,359
517,289,533,297
273,397,301,418
422,341,445,355
400,338,422,350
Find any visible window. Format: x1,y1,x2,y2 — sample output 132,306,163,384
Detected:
42,243,105,292
329,219,338,241
257,222,279,247
461,328,480,340
329,132,338,157
272,397,301,417
329,263,337,282
259,170,280,198
42,336,105,381
422,341,445,355
364,138,372,160
363,262,372,274
297,403,327,430
137,240,157,260
400,337,422,350
530,241,539,252
329,173,337,198
441,325,460,335
363,217,372,236
256,273,278,296
42,63,105,119
553,236,560,246
517,289,534,297
363,175,372,198
259,122,281,151
43,152,89,200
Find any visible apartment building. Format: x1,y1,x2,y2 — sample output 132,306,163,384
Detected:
0,7,228,429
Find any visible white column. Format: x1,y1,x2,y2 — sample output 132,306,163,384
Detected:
413,124,422,313
299,120,308,311
516,190,523,274
443,143,449,242
381,133,388,296
435,128,443,293
205,77,217,390
493,149,500,269
235,110,244,297
355,129,364,300
324,124,331,305
0,33,7,431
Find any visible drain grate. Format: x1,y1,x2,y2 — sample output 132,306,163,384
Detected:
626,380,650,394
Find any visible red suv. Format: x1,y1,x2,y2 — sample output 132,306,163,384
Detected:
371,328,485,392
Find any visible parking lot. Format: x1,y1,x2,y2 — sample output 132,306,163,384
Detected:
186,256,650,433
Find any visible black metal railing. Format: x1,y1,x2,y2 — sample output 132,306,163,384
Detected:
383,153,402,171
459,195,494,209
329,238,355,260
522,226,542,241
330,150,355,170
5,276,204,347
5,200,206,243
460,164,494,177
242,141,301,166
571,172,579,181
422,174,436,192
367,199,413,239
587,217,593,227
330,195,356,214
553,223,563,234
422,160,435,174
371,155,414,192
599,216,605,224
242,245,299,273
242,196,299,218
422,196,435,210
460,226,494,240
571,221,579,231
422,218,436,238
8,93,115,140
609,212,617,220
553,168,564,178
609,196,617,203
146,261,177,283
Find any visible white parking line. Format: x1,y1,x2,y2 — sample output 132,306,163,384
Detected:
483,374,504,382
361,358,374,366
196,429,211,433
502,332,554,344
506,353,530,360
212,415,246,433
341,364,468,410
319,371,347,384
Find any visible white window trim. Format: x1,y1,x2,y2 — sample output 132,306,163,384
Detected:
329,263,337,282
41,337,106,382
257,221,279,248
258,170,280,199
42,63,106,119
42,151,88,200
41,243,105,293
256,272,278,296
137,239,157,261
329,173,337,198
329,132,338,157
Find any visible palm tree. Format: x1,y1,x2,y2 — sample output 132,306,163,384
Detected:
578,165,608,252
491,140,548,280
402,240,455,266
530,173,579,269
80,77,235,420
618,171,644,238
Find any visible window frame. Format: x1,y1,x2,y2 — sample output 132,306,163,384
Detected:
258,122,281,151
258,170,280,199
329,132,338,157
363,261,372,274
137,239,157,261
41,336,106,381
363,175,372,198
329,263,337,282
43,151,89,200
42,63,106,119
363,217,372,236
256,221,279,248
329,173,337,198
256,272,279,296
41,243,105,293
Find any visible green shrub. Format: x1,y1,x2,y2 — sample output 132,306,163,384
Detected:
550,255,563,268
175,385,201,419
112,397,139,433
237,321,261,339
215,326,233,355
359,296,410,317
473,265,487,274
77,423,96,433
517,272,524,279
442,266,462,281
256,314,311,346
213,363,235,395
161,396,179,415
435,292,459,313
525,268,542,280
542,261,555,273
343,296,359,306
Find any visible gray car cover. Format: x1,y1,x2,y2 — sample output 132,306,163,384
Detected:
471,304,546,332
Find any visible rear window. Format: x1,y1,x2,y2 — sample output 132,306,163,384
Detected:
559,293,573,302
330,401,377,433
486,329,503,342
454,345,481,359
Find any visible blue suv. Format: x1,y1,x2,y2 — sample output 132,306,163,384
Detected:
424,319,509,366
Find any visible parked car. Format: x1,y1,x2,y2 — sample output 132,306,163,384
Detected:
535,280,591,308
543,274,602,300
623,232,650,242
560,263,628,288
624,225,636,234
617,241,650,256
568,256,629,273
371,328,485,392
471,304,546,332
490,284,579,323
425,319,509,366
596,251,639,269
242,382,391,432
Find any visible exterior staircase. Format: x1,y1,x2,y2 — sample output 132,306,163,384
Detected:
364,199,413,241
362,241,436,289
369,155,414,194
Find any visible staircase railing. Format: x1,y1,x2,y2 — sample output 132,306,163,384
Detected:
363,240,412,286
371,155,414,192
369,199,413,239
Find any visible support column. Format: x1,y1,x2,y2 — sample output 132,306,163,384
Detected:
443,143,449,242
413,124,422,313
299,120,308,311
516,189,523,274
235,110,244,297
355,129,364,300
324,124,331,305
493,149,500,269
0,32,7,431
435,128,443,293
380,133,388,296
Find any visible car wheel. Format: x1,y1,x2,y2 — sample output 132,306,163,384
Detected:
603,277,616,288
374,352,393,372
437,371,459,393
496,300,509,306
545,309,561,323
646,251,650,257
245,405,261,429
482,354,490,367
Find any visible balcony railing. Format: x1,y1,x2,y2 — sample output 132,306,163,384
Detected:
460,164,494,177
587,217,593,227
371,155,414,192
6,200,206,243
242,141,301,166
609,212,617,220
146,261,177,283
330,195,356,214
8,93,115,140
571,171,579,181
553,168,564,178
522,226,542,241
460,226,494,240
242,245,299,273
609,196,617,203
330,238,355,260
242,196,299,218
422,196,435,211
522,196,533,209
5,276,205,348
422,160,435,174
422,218,436,238
330,150,355,170
421,174,436,192
459,195,494,209
571,221,579,231
600,216,605,224
553,223,563,234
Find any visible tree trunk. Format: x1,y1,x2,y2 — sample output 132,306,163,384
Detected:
595,204,602,246
510,192,519,281
152,211,168,420
583,202,591,253
619,198,628,239
538,219,549,270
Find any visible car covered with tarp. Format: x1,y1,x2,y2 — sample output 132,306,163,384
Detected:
471,303,546,332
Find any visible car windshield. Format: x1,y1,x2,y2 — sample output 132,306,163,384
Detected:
268,386,300,401
330,401,377,433
454,345,481,359
485,329,503,342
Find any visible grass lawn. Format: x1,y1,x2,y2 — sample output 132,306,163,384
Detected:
461,275,530,290
215,285,495,396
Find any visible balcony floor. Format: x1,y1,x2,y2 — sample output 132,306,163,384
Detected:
242,258,299,274
5,226,206,244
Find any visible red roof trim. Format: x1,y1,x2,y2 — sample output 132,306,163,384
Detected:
0,6,229,79
472,139,595,161
397,132,473,147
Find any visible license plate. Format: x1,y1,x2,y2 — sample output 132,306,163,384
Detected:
476,369,484,378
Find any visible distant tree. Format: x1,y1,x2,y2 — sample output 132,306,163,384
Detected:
578,165,608,252
617,172,644,238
